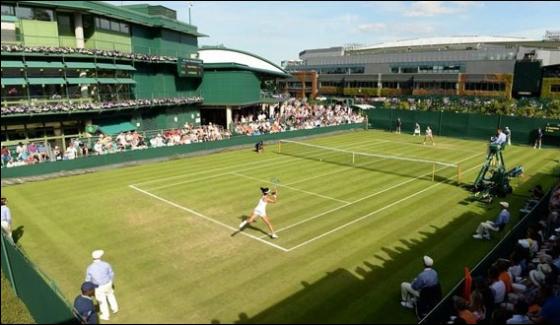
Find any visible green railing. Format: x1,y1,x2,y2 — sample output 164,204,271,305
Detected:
1,233,79,324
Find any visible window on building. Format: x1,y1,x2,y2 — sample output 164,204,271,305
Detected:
391,67,399,73
110,20,121,32
57,14,74,36
120,22,129,34
15,6,34,19
402,67,418,73
2,85,26,101
1,4,15,16
550,84,560,93
33,8,54,21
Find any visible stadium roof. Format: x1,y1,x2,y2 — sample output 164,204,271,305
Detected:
353,36,541,51
6,1,206,37
198,47,289,77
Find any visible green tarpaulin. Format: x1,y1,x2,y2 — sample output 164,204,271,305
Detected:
98,122,137,135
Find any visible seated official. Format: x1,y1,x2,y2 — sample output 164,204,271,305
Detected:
473,202,510,240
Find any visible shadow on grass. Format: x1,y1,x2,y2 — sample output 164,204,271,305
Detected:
212,171,556,324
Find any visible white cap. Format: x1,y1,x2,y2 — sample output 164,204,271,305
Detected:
500,202,509,208
423,256,434,267
529,270,545,287
92,250,104,259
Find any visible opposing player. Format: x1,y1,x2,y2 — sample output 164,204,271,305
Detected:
238,187,278,239
413,122,421,136
423,126,435,146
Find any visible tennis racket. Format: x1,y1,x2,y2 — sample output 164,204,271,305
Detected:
270,177,281,194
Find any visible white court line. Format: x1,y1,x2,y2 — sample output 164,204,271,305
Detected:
284,140,425,186
264,152,481,238
230,172,351,204
128,185,289,252
285,161,484,251
146,140,387,191
133,138,380,187
132,156,280,186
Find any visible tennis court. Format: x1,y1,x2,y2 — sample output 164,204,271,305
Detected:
3,129,558,323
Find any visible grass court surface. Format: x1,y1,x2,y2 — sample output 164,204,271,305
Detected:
3,129,558,323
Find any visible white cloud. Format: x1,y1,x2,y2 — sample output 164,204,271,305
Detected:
358,23,387,32
404,1,480,17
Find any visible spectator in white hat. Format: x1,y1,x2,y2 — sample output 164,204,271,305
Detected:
473,202,511,240
400,255,439,309
85,250,118,321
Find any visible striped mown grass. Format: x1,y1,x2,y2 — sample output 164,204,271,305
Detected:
2,129,558,323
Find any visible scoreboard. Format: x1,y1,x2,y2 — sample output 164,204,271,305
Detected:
544,122,559,135
177,58,203,78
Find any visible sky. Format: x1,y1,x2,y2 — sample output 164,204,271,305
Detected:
105,1,560,65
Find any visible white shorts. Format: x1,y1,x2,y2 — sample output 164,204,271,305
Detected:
253,209,267,218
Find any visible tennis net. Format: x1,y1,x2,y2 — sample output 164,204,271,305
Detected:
277,140,461,183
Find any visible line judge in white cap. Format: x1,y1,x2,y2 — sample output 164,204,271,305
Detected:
85,250,119,321
400,255,439,309
473,202,510,240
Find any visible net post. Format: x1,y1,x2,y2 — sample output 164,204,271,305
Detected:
432,163,435,182
352,152,355,165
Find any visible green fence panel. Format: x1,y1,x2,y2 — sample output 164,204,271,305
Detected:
1,234,77,324
438,112,466,138
1,124,363,179
367,109,560,146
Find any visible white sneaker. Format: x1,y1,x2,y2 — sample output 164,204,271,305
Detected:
473,234,483,239
483,234,491,240
271,233,278,239
401,301,414,309
100,316,110,321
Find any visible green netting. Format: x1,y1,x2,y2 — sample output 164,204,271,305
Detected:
1,234,78,324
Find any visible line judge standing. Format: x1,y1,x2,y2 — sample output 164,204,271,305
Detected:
85,250,119,321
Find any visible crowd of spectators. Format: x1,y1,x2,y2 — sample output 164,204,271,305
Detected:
1,97,204,115
355,96,560,119
1,44,178,62
443,183,560,324
1,123,231,168
233,99,364,136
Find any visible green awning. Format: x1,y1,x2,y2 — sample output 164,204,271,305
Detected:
97,78,119,84
98,122,136,135
1,78,26,86
116,78,136,84
96,63,118,70
66,78,98,84
65,62,96,69
114,64,136,71
27,78,66,85
1,15,18,22
26,61,65,69
1,61,25,68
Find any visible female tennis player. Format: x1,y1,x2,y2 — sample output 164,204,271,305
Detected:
238,187,279,239
423,126,435,146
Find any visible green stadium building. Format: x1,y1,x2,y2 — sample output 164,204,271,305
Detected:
280,36,560,100
1,1,289,148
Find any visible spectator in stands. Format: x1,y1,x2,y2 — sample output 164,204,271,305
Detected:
453,296,477,324
400,256,439,309
85,250,118,321
530,286,560,324
74,281,98,324
533,128,543,149
473,202,510,240
488,265,506,305
506,301,530,324
470,276,493,323
16,142,28,161
66,144,78,160
1,197,13,242
1,146,11,167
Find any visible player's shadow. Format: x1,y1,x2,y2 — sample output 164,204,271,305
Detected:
12,225,24,244
231,215,270,237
